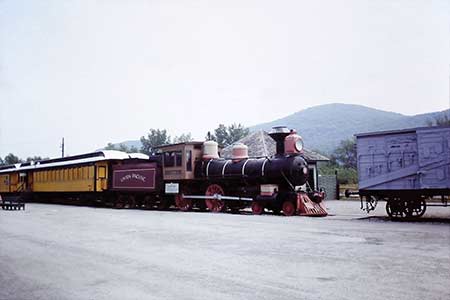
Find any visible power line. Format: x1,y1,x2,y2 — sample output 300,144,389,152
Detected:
61,137,65,158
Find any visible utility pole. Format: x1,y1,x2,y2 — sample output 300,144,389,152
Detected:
61,137,65,158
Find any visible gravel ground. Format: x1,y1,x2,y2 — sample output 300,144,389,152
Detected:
0,200,449,300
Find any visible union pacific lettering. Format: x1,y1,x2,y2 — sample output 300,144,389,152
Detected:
120,173,147,183
112,167,156,190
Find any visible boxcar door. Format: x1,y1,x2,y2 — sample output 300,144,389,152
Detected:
417,127,450,189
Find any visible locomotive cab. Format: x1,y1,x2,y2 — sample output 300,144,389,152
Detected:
156,142,204,181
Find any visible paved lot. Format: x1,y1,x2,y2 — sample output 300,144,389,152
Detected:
0,201,449,300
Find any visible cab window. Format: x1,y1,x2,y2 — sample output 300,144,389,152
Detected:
164,152,174,167
186,150,192,171
164,151,183,167
175,151,182,167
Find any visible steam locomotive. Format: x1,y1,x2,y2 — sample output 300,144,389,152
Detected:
0,126,326,216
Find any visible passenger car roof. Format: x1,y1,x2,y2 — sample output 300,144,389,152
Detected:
0,151,149,174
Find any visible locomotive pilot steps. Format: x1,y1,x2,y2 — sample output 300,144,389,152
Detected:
0,126,327,217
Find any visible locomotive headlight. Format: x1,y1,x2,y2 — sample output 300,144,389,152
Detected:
295,139,304,152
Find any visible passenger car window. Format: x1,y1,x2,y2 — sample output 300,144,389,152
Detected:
98,166,106,179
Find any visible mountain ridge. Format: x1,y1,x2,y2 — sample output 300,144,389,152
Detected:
108,103,450,154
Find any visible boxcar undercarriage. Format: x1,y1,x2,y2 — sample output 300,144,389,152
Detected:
359,190,449,219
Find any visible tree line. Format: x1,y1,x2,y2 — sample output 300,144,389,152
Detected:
113,123,249,155
0,123,249,166
318,138,358,184
0,154,49,166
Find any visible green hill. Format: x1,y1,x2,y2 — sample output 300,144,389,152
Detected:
106,103,449,154
251,103,449,154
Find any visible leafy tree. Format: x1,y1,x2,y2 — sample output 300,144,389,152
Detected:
140,129,171,155
104,143,139,153
332,138,357,169
104,143,118,150
426,114,450,126
26,156,49,162
117,144,130,152
227,123,250,145
317,138,358,184
173,133,193,144
207,123,250,147
319,163,358,184
214,124,229,146
129,146,139,153
4,153,22,165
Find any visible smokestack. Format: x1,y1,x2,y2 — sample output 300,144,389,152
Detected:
269,126,290,155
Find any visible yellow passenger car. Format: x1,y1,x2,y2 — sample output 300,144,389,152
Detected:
0,151,149,203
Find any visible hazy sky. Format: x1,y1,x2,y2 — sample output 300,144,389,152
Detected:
1,0,449,159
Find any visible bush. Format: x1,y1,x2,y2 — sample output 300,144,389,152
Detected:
318,163,358,184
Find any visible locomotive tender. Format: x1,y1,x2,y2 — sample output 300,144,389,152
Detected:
0,126,326,216
355,125,450,219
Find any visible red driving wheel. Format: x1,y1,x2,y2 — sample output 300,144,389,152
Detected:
251,202,264,215
175,194,192,211
282,200,296,216
205,184,226,212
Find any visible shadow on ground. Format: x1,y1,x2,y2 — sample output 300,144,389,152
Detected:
358,215,450,224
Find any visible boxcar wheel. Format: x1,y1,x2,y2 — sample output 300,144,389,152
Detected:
386,199,407,219
406,198,427,218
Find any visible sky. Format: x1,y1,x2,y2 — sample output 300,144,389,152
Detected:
0,0,449,159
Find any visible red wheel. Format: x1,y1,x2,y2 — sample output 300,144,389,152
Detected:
251,202,264,215
282,200,296,216
205,184,226,212
175,194,193,211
